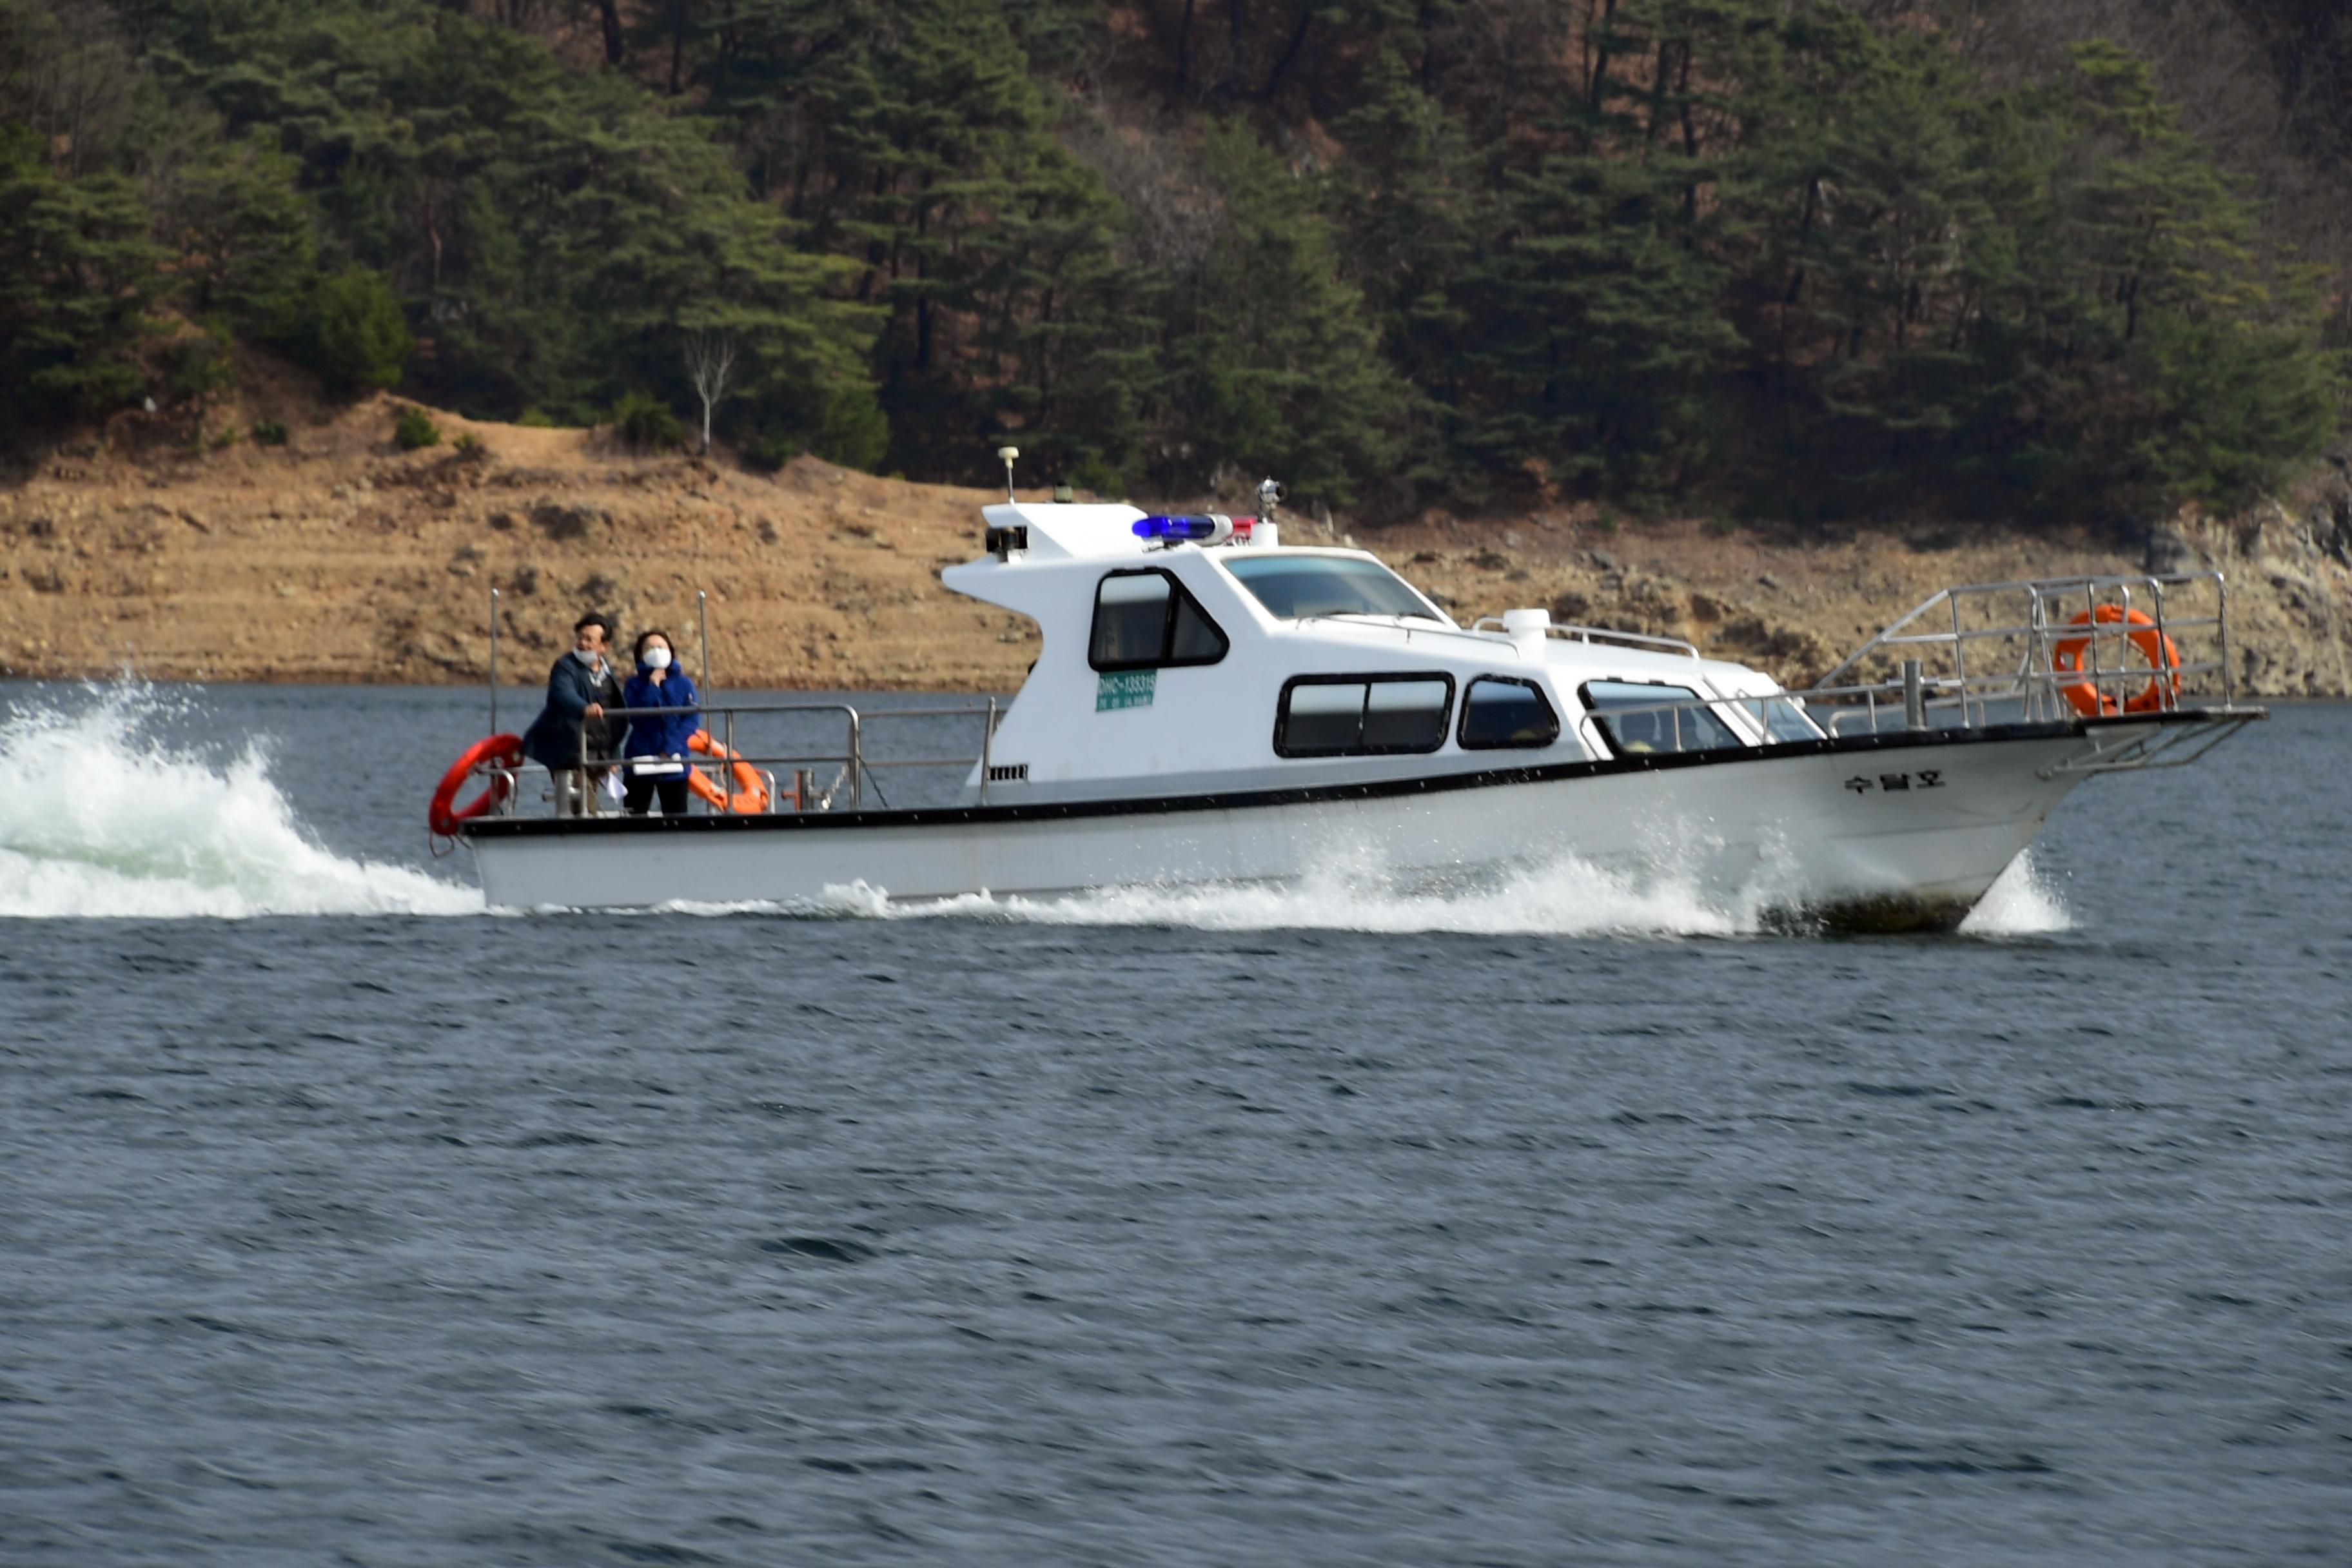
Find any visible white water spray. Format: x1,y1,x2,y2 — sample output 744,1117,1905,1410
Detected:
777,844,2068,941
1956,850,2072,937
0,688,480,919
794,850,1750,939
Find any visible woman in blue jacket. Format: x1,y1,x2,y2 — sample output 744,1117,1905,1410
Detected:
618,629,703,815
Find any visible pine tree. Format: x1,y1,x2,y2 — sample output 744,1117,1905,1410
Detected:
1452,44,1738,503
697,0,1141,475
1329,37,1484,507
1149,121,1411,509
0,126,168,423
152,127,319,342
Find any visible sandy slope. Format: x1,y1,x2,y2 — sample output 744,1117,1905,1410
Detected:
4,395,2349,698
1,397,1037,691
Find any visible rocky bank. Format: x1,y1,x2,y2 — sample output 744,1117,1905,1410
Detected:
5,396,2351,699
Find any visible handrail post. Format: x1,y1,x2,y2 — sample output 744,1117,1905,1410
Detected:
847,707,863,809
698,589,712,700
2218,573,2232,705
2085,580,2102,711
1946,593,1966,726
2118,580,2134,712
488,587,500,736
2026,587,2046,721
979,698,995,805
2149,575,2172,711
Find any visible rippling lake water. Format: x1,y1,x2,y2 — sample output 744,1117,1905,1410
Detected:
2,681,2347,1565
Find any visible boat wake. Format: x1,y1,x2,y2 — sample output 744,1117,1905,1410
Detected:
0,688,480,919
809,853,1746,938
781,845,2073,941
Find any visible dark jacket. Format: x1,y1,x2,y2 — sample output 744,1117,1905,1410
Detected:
522,652,625,770
620,667,702,770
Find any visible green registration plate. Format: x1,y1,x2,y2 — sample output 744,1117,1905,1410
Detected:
1095,669,1156,711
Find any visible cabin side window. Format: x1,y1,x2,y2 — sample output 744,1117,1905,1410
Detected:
1275,674,1455,758
1458,676,1561,750
1580,680,1744,757
1090,569,1230,672
1756,694,1823,743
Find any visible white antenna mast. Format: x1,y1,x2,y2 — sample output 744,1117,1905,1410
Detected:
996,445,1020,502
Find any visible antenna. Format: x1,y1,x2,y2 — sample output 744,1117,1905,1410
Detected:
995,445,1020,502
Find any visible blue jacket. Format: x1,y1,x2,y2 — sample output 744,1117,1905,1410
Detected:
522,652,624,770
620,667,702,769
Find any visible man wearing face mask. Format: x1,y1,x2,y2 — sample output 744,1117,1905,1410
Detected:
618,629,703,815
521,612,625,816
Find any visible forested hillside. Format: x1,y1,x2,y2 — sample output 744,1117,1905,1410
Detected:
4,0,2346,525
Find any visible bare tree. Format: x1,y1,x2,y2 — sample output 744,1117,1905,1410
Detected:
681,330,738,456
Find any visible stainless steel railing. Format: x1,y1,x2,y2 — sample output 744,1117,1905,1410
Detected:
483,699,1008,818
1560,569,2254,770
1470,617,1704,660
1803,570,2233,732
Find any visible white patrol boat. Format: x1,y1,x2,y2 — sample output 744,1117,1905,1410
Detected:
435,463,2260,928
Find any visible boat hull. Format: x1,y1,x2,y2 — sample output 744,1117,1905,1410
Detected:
464,724,2146,930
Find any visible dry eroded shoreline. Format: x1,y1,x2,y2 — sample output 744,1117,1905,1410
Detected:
5,398,2349,698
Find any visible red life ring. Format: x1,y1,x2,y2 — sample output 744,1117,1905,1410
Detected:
428,733,525,836
2052,607,2180,718
687,730,770,814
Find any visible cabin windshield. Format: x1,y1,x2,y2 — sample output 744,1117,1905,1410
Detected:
1224,555,1443,622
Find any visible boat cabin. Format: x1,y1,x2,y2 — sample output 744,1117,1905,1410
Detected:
943,500,1821,804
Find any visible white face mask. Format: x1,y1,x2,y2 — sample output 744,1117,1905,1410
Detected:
645,647,672,671
573,647,601,667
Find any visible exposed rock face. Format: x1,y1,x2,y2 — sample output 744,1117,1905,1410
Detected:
2145,525,2200,576
3,395,2349,698
1353,504,2352,700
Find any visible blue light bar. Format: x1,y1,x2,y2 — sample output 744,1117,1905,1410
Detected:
1133,514,1220,542
1134,514,1239,547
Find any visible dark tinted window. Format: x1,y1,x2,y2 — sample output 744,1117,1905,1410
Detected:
1363,680,1451,750
1092,573,1168,666
1459,677,1561,749
1226,556,1442,622
1276,675,1453,757
1170,594,1225,661
1281,681,1369,756
1090,570,1229,671
1582,680,1743,756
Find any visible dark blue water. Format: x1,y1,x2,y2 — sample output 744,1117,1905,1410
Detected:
3,684,2347,1565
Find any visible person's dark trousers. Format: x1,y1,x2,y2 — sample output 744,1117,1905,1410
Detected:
624,776,692,815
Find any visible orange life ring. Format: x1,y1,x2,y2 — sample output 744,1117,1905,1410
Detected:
428,733,524,836
687,729,769,813
2052,606,2180,718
